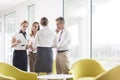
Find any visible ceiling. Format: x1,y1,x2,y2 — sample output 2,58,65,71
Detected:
0,0,27,12
0,0,111,13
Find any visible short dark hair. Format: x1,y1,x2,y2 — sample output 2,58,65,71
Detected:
56,17,65,24
40,17,48,26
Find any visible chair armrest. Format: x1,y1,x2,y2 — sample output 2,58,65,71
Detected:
95,65,120,80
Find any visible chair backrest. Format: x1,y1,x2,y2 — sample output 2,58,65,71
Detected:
95,65,120,80
71,59,105,80
0,62,37,80
0,62,22,76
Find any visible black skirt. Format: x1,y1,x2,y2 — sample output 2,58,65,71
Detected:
34,47,53,73
13,50,28,71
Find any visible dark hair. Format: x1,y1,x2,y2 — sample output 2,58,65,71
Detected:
56,17,65,24
40,17,48,26
30,22,40,37
21,20,28,25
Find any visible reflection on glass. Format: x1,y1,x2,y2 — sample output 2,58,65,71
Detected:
92,0,120,69
5,12,16,64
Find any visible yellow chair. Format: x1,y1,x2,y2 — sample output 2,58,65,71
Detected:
52,60,56,74
71,59,105,80
0,62,37,80
0,74,16,80
95,65,120,80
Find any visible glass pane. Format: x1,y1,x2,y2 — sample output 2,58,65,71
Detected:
0,16,2,61
92,0,120,69
28,5,35,29
5,12,16,64
64,0,90,63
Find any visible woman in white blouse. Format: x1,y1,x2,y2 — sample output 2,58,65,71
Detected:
33,17,56,75
11,20,30,71
28,22,40,72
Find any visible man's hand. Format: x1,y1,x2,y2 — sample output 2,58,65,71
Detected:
55,28,60,33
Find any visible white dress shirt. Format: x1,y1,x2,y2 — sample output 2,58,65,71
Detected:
33,26,56,48
57,27,71,51
12,32,29,50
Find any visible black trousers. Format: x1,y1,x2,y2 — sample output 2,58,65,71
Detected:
13,50,28,71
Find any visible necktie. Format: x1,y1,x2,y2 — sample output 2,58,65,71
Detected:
58,30,63,42
57,30,63,51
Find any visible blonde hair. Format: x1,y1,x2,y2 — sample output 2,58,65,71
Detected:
30,22,40,37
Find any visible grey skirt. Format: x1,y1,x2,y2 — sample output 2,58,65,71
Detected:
34,47,53,73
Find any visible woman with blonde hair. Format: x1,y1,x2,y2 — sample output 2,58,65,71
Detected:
28,22,40,72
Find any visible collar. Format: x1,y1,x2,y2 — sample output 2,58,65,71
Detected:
19,30,26,35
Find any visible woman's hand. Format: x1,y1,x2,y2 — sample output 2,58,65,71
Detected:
14,39,21,46
16,39,21,44
11,38,21,47
32,48,36,51
26,45,32,49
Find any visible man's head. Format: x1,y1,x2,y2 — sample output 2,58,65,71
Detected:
56,17,65,30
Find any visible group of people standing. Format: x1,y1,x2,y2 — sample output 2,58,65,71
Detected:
11,17,71,75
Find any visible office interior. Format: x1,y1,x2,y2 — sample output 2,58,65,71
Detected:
0,0,120,80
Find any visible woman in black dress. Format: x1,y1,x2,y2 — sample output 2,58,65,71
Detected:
11,20,30,71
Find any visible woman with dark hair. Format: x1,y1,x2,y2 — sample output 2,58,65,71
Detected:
28,22,40,72
11,20,30,71
33,17,56,75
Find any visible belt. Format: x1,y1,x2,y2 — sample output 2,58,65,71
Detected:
57,50,69,53
29,52,36,54
37,47,52,49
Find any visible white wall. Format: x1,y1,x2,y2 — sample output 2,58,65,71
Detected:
15,4,28,30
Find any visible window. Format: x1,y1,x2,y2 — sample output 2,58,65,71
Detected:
4,12,16,64
28,5,35,30
0,16,2,61
64,0,91,64
92,0,120,69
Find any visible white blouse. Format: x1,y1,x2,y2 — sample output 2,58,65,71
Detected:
33,27,56,48
28,36,37,53
12,32,29,50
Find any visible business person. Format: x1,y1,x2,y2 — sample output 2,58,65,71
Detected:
33,17,56,75
55,17,71,74
28,22,40,72
11,20,30,71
